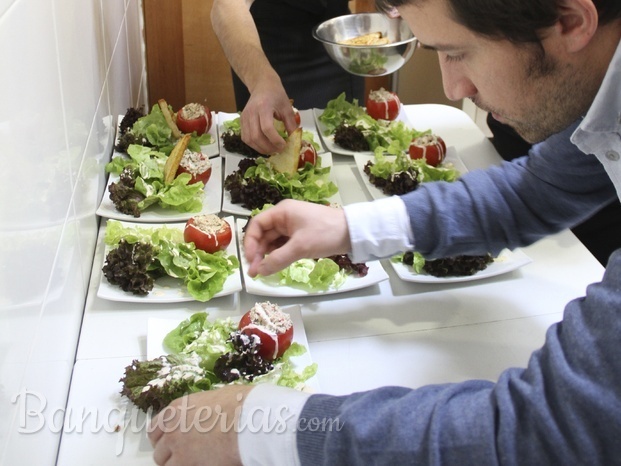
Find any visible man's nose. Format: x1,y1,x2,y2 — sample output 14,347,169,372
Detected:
440,64,477,101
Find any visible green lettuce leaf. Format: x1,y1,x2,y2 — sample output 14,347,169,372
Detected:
244,157,338,204
130,103,213,154
105,142,205,215
369,152,460,183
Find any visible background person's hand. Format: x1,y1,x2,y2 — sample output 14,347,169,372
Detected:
240,78,298,155
244,199,352,277
149,385,252,466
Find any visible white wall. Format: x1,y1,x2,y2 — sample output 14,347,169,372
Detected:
0,0,147,463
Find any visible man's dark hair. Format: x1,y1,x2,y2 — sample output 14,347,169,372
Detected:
375,0,621,44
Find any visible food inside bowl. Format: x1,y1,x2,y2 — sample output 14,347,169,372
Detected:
340,32,391,46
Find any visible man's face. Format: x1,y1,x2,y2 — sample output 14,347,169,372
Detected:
398,1,592,143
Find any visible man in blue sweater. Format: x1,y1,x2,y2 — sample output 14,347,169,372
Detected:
149,0,621,464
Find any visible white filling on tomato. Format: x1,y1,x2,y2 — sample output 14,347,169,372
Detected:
248,301,292,334
368,87,396,120
181,103,206,120
180,149,211,176
188,214,226,239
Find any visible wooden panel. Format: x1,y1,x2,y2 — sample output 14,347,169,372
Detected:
181,0,236,112
351,0,376,13
142,0,186,109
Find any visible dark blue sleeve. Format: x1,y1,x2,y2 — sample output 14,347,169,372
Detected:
297,250,621,465
403,120,618,259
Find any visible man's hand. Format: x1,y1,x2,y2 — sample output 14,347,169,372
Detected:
244,199,352,277
240,78,298,155
149,385,253,466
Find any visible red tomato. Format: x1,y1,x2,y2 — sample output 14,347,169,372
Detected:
238,303,294,361
176,103,212,135
293,107,301,127
408,134,447,167
176,151,212,185
177,164,212,185
298,140,318,169
366,88,401,121
184,215,232,253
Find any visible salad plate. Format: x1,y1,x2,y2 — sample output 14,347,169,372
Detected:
146,304,319,390
353,148,469,200
313,106,412,157
97,217,242,303
221,151,343,217
217,110,324,157
236,219,389,297
391,248,533,284
96,156,223,222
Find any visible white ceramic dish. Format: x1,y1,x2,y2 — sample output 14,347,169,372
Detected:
147,304,319,390
353,148,468,200
97,217,242,303
217,110,324,157
391,248,533,284
235,218,389,297
313,106,412,156
96,156,223,222
221,152,342,217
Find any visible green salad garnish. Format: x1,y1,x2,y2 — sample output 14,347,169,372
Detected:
224,155,338,211
106,144,205,217
368,152,460,183
126,103,213,155
120,311,317,413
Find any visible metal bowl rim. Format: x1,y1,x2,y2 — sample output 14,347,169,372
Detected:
312,12,417,48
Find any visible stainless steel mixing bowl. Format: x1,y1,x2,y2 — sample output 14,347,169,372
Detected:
313,13,417,77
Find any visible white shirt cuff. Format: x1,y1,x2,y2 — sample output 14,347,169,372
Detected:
344,196,414,263
238,384,312,466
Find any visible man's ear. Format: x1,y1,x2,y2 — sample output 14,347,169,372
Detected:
555,0,599,52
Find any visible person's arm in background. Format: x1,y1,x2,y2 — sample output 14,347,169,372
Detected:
211,0,298,154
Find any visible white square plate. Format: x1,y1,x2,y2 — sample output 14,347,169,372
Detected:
353,148,468,200
236,218,388,297
96,156,223,222
97,217,242,303
147,304,319,390
391,248,533,284
221,152,342,217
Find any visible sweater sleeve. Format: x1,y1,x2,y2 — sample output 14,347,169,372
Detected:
402,119,618,259
296,249,621,465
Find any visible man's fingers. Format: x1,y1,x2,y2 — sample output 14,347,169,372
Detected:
246,234,290,277
152,442,172,466
253,239,304,277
